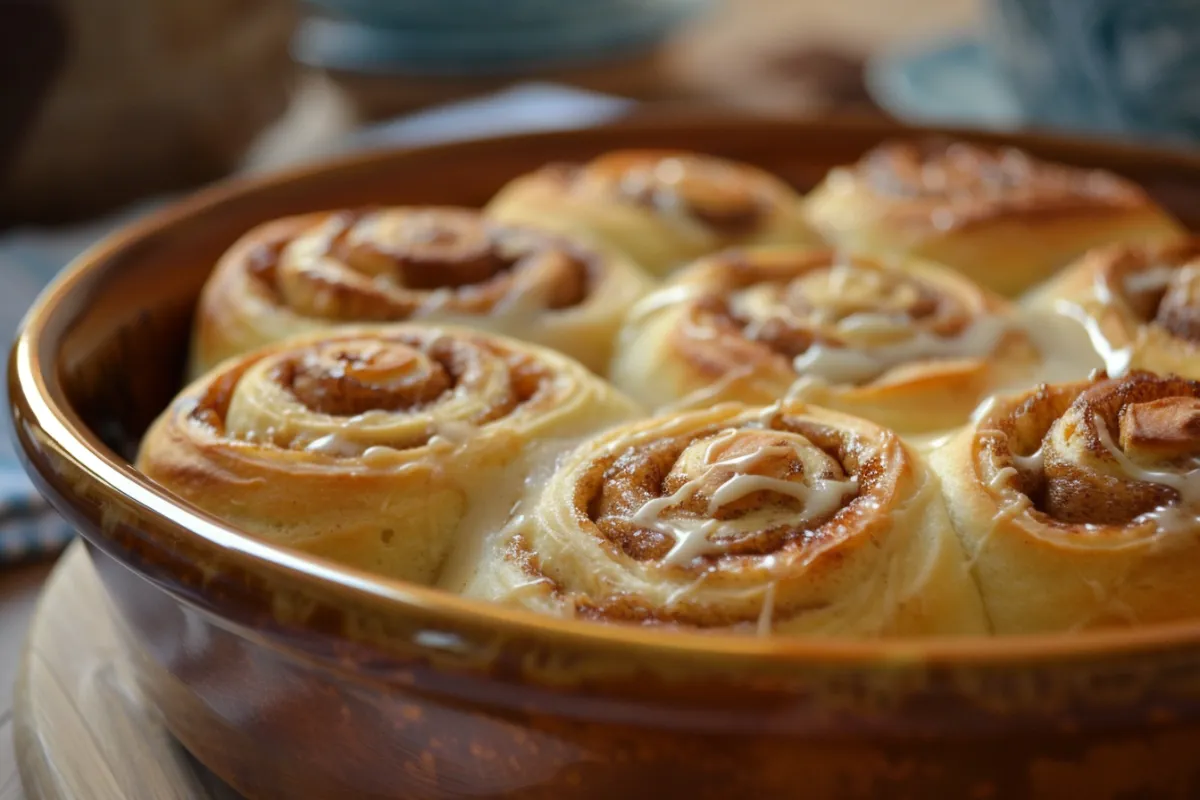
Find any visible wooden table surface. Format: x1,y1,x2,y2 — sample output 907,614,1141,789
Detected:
0,0,975,794
1,559,56,799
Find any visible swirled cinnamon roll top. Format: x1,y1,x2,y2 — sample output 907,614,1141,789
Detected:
486,150,821,276
1029,238,1200,380
140,326,638,584
932,370,1200,633
852,139,1149,230
975,371,1200,527
669,250,990,378
1097,240,1200,343
610,246,1036,432
465,402,988,637
804,139,1183,296
211,333,560,455
580,414,861,570
190,206,652,375
546,150,792,237
263,208,593,319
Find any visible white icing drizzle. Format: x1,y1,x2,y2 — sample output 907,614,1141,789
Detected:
428,418,477,447
1045,263,1200,381
663,568,715,606
629,434,859,567
412,287,455,314
497,574,554,603
989,493,1030,527
1012,308,1106,387
630,480,704,534
834,311,915,335
1094,417,1200,535
903,429,959,454
437,438,575,593
659,367,760,414
657,523,725,569
489,267,557,319
303,433,364,457
624,284,705,330
782,375,822,405
1012,446,1044,473
617,284,709,359
756,581,778,637
790,315,1009,385
707,473,829,514
1050,299,1133,378
361,445,401,464
988,465,1019,491
971,431,1036,527
1122,264,1181,295
970,395,1003,424
347,409,404,427
293,415,475,457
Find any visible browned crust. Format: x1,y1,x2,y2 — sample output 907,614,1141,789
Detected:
850,139,1156,233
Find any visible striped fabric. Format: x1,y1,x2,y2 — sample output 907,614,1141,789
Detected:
0,212,142,562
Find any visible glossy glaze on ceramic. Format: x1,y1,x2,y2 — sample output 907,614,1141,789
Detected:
13,117,1200,799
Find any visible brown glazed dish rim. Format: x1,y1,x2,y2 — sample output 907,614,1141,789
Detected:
15,112,1200,668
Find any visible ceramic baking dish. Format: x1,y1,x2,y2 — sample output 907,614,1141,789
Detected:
12,116,1200,799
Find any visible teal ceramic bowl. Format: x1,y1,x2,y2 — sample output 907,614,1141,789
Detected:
296,0,709,74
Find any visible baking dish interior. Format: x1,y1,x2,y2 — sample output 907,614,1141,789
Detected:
17,114,1200,667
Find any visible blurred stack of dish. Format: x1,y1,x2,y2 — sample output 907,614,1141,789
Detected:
295,0,713,120
296,0,710,75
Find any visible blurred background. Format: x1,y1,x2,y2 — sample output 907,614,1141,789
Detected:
2,0,984,225
6,0,1200,224
9,0,1200,226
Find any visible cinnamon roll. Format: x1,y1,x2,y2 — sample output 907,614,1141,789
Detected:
930,371,1200,633
139,326,639,585
485,149,822,276
609,246,1038,433
1026,238,1200,380
189,207,653,376
803,139,1183,297
461,402,987,637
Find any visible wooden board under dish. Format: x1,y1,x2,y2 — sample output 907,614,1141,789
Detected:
13,543,241,800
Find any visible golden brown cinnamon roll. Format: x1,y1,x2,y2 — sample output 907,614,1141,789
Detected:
609,246,1038,433
189,207,653,376
1025,238,1200,379
930,371,1200,633
139,326,638,585
485,149,822,276
804,139,1183,296
461,402,987,637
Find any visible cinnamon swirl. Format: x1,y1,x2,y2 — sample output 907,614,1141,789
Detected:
462,401,988,637
485,149,821,276
804,139,1183,296
1026,237,1200,379
189,207,653,376
139,326,639,585
930,371,1200,633
609,246,1038,433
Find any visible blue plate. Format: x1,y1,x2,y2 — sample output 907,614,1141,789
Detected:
865,37,1023,130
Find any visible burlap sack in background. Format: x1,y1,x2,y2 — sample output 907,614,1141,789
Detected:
1,0,299,223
